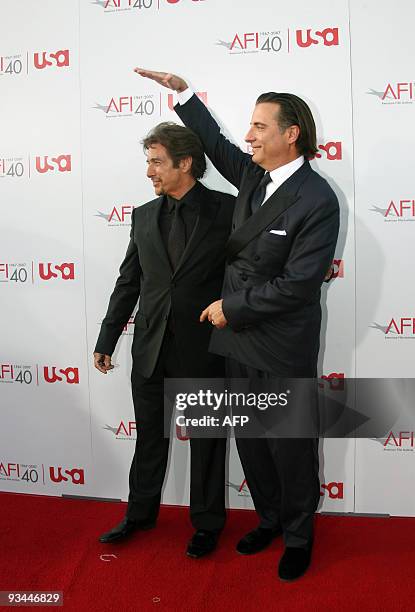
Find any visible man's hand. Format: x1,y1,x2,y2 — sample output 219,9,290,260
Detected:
200,299,228,329
134,68,188,93
94,352,114,374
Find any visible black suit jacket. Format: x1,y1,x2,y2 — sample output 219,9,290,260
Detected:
175,95,340,376
95,181,235,378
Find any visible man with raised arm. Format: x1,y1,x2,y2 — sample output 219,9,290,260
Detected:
135,69,340,581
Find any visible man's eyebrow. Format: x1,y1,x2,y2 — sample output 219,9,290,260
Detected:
252,121,267,127
146,156,163,162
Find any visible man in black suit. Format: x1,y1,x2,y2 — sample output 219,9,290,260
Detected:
94,122,234,558
135,69,340,580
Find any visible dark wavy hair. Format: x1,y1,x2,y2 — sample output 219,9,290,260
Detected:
256,92,318,158
142,122,206,179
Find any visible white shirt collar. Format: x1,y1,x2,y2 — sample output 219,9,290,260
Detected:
269,156,304,189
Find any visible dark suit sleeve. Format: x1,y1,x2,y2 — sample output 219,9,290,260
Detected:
222,196,340,330
94,210,141,355
174,94,251,189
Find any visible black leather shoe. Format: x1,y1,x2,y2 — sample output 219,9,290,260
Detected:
278,546,312,581
236,527,281,555
186,530,219,558
99,517,155,544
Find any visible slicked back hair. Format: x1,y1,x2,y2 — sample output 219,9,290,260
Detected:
256,92,318,158
142,122,206,179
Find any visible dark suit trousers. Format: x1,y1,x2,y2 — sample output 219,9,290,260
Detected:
127,329,227,531
226,358,319,549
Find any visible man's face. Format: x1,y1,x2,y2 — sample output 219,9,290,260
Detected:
146,143,185,196
245,102,295,170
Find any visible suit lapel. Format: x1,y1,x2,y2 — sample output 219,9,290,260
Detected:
226,160,312,260
146,196,173,273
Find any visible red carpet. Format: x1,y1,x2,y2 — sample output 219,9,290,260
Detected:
1,492,415,611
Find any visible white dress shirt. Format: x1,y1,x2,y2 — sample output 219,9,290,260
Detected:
177,88,304,206
263,157,304,205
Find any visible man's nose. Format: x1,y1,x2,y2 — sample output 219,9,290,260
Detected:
147,165,154,177
245,128,254,142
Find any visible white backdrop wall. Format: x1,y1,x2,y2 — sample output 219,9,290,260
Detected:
0,0,413,516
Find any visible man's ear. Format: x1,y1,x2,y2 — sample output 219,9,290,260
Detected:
287,125,300,146
179,156,193,174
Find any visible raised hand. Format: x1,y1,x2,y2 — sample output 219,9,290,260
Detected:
134,68,188,93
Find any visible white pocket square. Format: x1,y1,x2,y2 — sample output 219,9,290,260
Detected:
269,229,287,236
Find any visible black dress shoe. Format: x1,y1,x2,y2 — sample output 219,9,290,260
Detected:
99,517,155,544
236,527,281,555
278,546,312,581
186,530,219,558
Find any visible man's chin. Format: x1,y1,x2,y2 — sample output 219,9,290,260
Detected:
251,151,262,164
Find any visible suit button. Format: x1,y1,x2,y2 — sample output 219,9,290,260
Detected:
254,255,260,261
241,274,248,281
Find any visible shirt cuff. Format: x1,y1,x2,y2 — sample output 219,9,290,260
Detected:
177,88,194,105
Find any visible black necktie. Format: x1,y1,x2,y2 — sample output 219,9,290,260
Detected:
167,200,186,271
250,172,272,213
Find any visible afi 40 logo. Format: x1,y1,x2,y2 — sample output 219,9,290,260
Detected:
116,421,137,437
0,462,40,484
0,55,24,76
0,364,33,384
96,95,156,118
385,318,415,336
95,205,137,227
219,26,339,55
103,0,153,8
368,82,415,105
0,263,28,283
385,199,415,218
371,199,415,222
384,431,414,448
108,205,134,223
228,31,283,54
383,82,415,102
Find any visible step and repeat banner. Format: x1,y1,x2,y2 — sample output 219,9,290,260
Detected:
0,0,413,516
